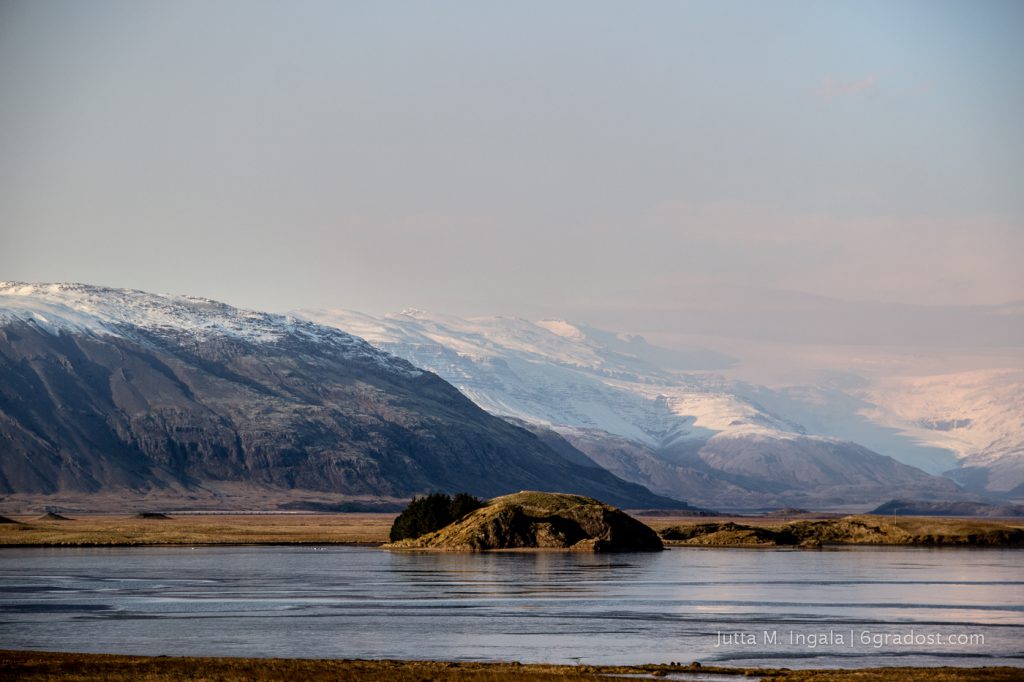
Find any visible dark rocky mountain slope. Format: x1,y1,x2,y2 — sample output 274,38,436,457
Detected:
0,283,684,510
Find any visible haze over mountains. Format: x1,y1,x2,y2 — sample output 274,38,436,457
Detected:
0,283,678,511
2,282,1019,514
297,308,1022,508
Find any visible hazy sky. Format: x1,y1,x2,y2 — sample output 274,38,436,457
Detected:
2,1,1022,351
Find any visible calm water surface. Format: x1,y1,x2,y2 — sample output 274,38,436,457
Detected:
0,546,1021,668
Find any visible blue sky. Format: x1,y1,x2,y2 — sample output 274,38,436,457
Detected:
1,1,1021,348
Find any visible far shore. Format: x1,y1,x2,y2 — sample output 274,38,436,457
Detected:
2,650,1021,681
1,512,1022,548
0,512,395,547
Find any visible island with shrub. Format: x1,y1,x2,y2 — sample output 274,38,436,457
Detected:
385,491,663,552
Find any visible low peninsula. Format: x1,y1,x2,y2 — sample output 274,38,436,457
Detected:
657,515,1024,548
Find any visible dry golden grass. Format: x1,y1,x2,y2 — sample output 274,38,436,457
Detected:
0,513,395,546
2,512,1021,548
642,514,1024,548
2,652,611,682
859,514,1024,534
1,651,1019,681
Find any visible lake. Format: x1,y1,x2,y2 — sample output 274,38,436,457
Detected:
0,546,1021,668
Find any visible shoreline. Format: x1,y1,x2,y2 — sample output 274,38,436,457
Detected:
2,650,1022,681
2,512,1023,549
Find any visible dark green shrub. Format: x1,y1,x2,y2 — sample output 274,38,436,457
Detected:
389,492,484,542
450,492,483,520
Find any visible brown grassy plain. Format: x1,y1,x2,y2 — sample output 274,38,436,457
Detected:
1,651,1020,681
2,512,1023,548
0,512,394,546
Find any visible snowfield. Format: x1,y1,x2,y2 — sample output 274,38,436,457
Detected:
297,307,1024,495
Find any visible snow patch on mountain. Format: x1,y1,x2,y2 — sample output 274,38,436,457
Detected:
860,370,1023,465
295,308,812,446
737,369,1024,489
295,307,1024,495
857,370,1024,490
535,319,585,340
0,282,421,377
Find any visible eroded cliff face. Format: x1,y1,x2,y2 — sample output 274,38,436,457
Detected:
385,491,664,551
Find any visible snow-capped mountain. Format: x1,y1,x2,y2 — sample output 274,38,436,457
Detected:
0,282,418,377
296,308,962,508
737,370,1024,495
859,370,1024,493
0,283,679,511
297,309,794,444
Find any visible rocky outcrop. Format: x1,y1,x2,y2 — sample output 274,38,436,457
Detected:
384,491,664,552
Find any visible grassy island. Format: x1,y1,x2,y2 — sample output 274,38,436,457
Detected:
384,491,663,551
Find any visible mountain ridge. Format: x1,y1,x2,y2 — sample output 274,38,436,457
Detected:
0,283,684,511
295,308,968,508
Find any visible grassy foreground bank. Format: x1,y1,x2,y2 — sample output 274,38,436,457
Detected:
2,651,1021,682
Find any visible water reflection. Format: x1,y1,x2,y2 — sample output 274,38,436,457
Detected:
0,546,1020,667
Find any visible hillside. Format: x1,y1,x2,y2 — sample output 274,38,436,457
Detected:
870,498,1024,517
0,283,682,511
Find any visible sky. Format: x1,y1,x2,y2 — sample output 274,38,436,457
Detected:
1,0,1022,357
